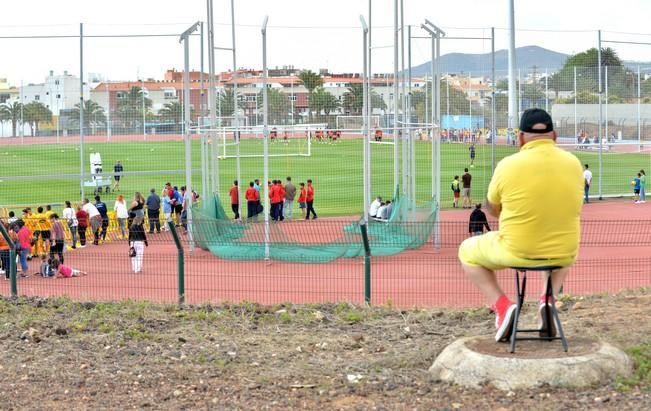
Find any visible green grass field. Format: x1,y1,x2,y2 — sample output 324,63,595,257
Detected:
0,138,649,217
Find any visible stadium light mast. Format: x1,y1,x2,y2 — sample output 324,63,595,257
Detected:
180,21,201,249
360,15,370,222
507,0,518,133
261,16,270,261
422,19,444,250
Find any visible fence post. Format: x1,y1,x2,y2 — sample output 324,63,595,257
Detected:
0,224,17,297
359,220,371,305
168,222,185,305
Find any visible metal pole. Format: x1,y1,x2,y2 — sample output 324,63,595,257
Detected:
469,71,472,130
141,78,146,139
638,66,642,152
20,80,24,143
598,30,603,199
393,0,399,195
200,21,208,200
361,16,370,222
401,1,407,200
261,16,270,261
408,25,416,214
231,0,242,219
105,82,111,141
507,0,517,130
605,65,609,144
545,68,549,112
79,23,85,202
517,69,522,115
180,22,200,249
491,27,496,173
574,66,577,142
207,0,219,194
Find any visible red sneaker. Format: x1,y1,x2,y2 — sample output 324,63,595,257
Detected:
538,295,557,337
492,295,517,342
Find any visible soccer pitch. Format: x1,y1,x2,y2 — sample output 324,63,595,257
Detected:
0,138,648,216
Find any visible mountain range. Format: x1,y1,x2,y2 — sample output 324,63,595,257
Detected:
409,45,650,76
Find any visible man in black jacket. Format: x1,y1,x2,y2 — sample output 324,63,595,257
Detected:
468,203,491,236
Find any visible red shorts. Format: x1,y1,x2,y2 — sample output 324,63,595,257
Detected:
453,191,460,199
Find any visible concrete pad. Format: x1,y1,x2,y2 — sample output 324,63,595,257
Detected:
429,336,632,391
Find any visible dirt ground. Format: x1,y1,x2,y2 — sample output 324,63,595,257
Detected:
0,290,650,410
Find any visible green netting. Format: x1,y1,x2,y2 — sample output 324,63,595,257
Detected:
192,191,437,263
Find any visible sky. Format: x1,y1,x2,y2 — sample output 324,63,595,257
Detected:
2,0,651,85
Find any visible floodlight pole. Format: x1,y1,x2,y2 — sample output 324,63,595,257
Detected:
261,16,270,261
207,0,219,194
392,0,399,196
597,29,603,200
180,21,201,249
423,20,444,250
491,27,496,173
79,23,85,202
361,16,370,222
200,21,208,202
507,0,518,132
231,0,242,220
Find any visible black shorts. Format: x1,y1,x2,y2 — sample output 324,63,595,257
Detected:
40,230,51,240
174,204,183,214
114,176,121,181
634,189,640,195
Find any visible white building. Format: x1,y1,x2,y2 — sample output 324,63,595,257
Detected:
14,70,98,115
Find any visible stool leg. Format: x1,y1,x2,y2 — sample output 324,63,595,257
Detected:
544,274,554,338
510,270,525,353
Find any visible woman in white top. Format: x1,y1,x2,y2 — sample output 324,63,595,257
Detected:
114,194,130,238
62,200,78,249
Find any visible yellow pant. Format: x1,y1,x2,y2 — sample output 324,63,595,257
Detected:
458,231,576,271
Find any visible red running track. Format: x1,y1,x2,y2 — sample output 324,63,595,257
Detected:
2,200,650,307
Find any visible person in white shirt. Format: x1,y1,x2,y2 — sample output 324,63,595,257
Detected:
583,164,593,204
62,201,78,249
114,194,130,238
82,198,102,245
375,203,387,221
369,196,382,218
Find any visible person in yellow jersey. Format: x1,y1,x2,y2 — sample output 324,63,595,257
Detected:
31,206,52,256
458,108,583,343
22,208,36,259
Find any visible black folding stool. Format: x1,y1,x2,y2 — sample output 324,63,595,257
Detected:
509,266,569,353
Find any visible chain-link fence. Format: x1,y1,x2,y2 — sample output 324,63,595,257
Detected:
1,217,650,307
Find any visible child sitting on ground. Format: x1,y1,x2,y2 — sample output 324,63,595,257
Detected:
50,258,88,279
35,255,53,277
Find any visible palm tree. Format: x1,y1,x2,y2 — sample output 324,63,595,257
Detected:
70,100,107,134
158,100,184,124
216,88,245,118
310,87,340,124
23,101,52,136
257,88,290,125
0,101,23,137
115,86,152,132
342,84,386,115
298,70,323,122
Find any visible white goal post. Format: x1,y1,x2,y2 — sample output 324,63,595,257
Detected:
336,115,383,132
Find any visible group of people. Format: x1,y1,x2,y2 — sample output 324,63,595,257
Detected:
233,177,318,222
582,164,646,204
368,196,394,221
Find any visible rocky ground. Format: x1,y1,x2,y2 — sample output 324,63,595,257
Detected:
0,290,650,410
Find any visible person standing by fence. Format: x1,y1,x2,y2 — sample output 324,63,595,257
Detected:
284,176,296,220
49,214,65,264
640,169,647,203
82,199,102,246
16,220,32,275
62,201,78,249
468,204,491,236
583,164,592,204
245,182,259,222
114,195,129,238
146,188,161,234
305,179,317,220
76,206,89,247
461,168,472,209
95,196,109,242
298,182,307,219
229,181,240,220
128,216,148,274
0,222,11,279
